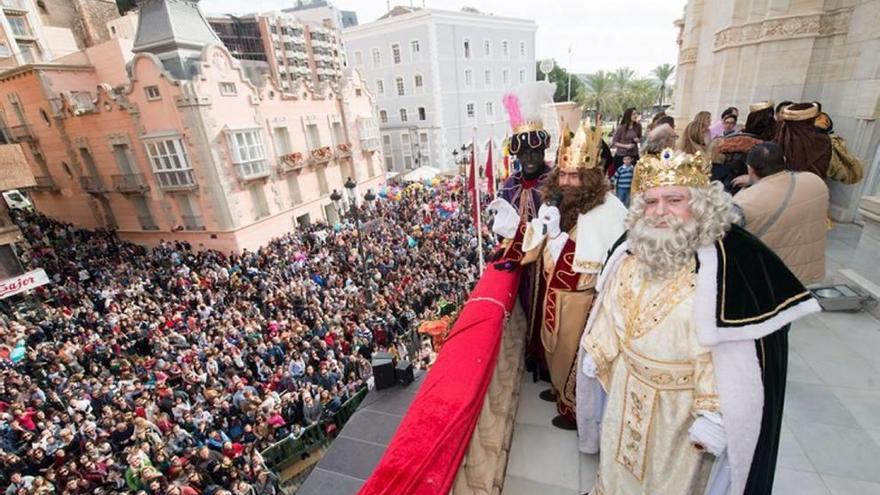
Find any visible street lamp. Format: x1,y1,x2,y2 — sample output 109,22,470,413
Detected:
344,177,373,306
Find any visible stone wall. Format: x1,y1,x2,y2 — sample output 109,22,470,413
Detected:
40,0,120,49
673,0,880,222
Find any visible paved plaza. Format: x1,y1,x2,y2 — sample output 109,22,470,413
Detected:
504,224,880,494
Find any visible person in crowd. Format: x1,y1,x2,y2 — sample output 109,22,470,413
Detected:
520,123,627,430
711,102,768,194
0,178,479,495
576,148,820,494
733,142,829,284
611,155,635,207
677,110,712,155
640,123,677,157
709,106,740,139
646,111,667,134
774,102,832,178
610,108,643,175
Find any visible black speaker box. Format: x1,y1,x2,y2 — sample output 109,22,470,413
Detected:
372,355,395,390
395,360,414,385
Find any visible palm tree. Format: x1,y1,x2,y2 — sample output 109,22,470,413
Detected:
651,63,676,106
628,78,659,111
612,67,637,93
578,71,614,114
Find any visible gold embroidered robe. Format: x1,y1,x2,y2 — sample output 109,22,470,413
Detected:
583,256,720,494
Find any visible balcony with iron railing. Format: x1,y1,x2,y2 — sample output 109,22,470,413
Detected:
235,160,271,182
79,176,108,194
181,214,205,231
154,169,197,191
112,173,150,193
8,124,34,142
32,175,59,192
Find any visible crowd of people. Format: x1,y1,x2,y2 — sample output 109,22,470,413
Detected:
0,180,480,495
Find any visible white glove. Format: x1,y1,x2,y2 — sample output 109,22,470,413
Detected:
487,198,520,239
688,411,726,457
546,233,569,264
537,204,562,239
581,350,598,378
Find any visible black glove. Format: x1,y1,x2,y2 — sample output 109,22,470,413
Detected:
493,260,518,272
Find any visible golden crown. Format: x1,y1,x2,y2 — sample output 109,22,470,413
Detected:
556,121,603,172
631,148,709,195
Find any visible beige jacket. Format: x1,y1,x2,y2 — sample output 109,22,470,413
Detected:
734,171,829,285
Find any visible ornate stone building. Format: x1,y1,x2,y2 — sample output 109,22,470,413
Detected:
672,0,879,223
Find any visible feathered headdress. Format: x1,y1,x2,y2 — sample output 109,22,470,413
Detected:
502,81,555,155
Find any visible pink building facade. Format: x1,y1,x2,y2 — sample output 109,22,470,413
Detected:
0,2,384,253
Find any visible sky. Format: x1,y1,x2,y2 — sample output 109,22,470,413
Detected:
200,0,686,77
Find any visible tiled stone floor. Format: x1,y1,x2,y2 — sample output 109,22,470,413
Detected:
503,224,880,494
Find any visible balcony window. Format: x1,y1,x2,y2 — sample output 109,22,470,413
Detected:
228,129,269,181
391,43,401,64
144,137,196,190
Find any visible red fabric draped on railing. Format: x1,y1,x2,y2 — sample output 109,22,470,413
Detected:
358,265,520,495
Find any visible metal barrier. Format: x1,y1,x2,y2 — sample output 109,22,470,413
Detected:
260,387,368,475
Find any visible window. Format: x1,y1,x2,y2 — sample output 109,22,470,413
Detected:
145,85,161,100
316,166,329,194
0,43,9,57
249,184,270,219
331,121,345,146
376,79,384,94
7,17,31,38
395,76,405,96
419,132,429,166
379,110,388,123
418,107,426,121
219,82,237,96
483,40,490,57
400,108,408,122
382,135,393,171
410,40,420,57
502,40,509,58
112,144,134,174
144,138,196,190
273,127,292,155
466,103,475,119
485,102,494,118
19,42,39,64
372,48,381,67
354,50,363,66
464,69,472,86
520,41,526,57
305,123,321,148
391,43,401,64
519,69,526,83
228,129,269,179
463,40,471,58
502,69,509,85
287,174,303,205
414,74,423,90
484,69,491,86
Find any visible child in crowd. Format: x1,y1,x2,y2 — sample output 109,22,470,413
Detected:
612,155,634,207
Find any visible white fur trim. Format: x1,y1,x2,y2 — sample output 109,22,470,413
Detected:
694,245,822,347
712,340,764,495
573,194,628,273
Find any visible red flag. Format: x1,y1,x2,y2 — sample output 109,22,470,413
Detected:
468,145,478,226
485,140,495,197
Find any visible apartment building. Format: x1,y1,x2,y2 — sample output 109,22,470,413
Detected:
343,6,537,173
0,0,383,253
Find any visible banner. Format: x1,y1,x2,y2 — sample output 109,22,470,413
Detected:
0,268,50,299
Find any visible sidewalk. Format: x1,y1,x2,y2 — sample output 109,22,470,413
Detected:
503,224,880,494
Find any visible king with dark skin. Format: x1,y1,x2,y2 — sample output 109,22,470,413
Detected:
518,147,548,179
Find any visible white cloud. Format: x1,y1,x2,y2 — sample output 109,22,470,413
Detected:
200,0,685,76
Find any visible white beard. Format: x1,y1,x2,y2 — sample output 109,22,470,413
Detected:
628,214,700,281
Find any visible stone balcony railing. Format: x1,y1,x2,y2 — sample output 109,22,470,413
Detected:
309,146,333,165
8,124,34,142
277,152,306,174
358,266,523,494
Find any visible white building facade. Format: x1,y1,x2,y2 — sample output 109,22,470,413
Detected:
343,8,536,173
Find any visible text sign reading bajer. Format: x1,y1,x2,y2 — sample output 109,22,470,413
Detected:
0,269,50,299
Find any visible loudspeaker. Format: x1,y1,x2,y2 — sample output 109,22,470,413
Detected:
372,355,395,390
395,360,414,385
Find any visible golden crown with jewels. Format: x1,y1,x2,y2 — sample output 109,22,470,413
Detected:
556,120,603,172
631,148,709,195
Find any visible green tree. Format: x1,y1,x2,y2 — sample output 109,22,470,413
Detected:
535,61,584,103
577,70,614,114
651,63,676,106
